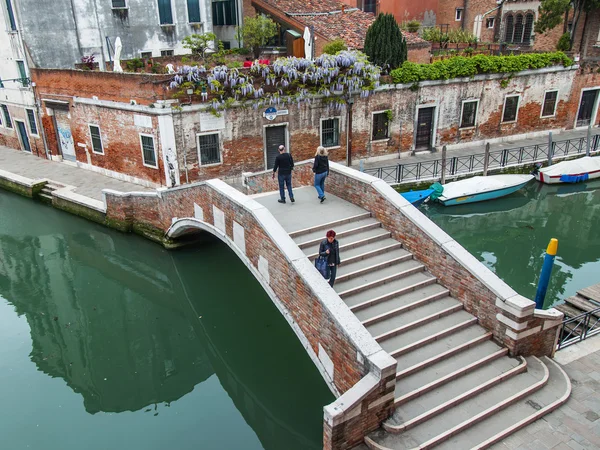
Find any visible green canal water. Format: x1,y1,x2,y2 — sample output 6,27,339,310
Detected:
423,179,600,309
0,191,333,450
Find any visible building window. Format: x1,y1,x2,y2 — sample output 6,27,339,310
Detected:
197,133,221,165
321,118,340,147
360,0,377,13
222,41,231,50
1,104,12,128
596,28,600,44
112,0,126,7
504,14,514,42
486,17,495,29
541,90,558,118
5,0,17,31
455,8,463,21
26,109,38,135
0,77,4,88
89,125,104,154
523,13,534,44
502,95,520,123
504,13,534,44
187,0,201,22
141,51,152,58
460,100,478,128
16,60,29,86
140,134,158,167
212,0,237,26
157,0,173,25
161,49,174,56
372,112,389,141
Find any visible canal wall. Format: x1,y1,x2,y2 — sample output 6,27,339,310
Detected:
242,161,564,359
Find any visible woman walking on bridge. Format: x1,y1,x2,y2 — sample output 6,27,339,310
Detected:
313,146,329,203
319,230,340,287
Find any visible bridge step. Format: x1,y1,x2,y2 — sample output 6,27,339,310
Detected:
295,218,381,249
288,212,372,238
305,230,392,260
339,242,405,266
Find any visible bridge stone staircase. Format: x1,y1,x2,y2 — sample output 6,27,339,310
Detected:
288,202,571,450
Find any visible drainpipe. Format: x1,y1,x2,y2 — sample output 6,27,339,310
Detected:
477,5,502,40
30,81,50,160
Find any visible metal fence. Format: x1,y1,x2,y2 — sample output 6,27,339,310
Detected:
557,306,600,350
364,134,600,184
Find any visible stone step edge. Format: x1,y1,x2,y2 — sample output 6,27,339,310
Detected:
341,242,405,267
395,332,493,380
383,356,529,434
288,212,372,238
374,304,464,343
395,348,509,406
418,357,550,450
297,222,382,249
338,264,426,299
473,356,572,450
362,290,451,327
336,254,414,284
306,231,392,260
388,317,478,359
349,278,438,313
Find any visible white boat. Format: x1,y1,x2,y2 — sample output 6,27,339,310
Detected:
433,174,534,206
535,156,600,184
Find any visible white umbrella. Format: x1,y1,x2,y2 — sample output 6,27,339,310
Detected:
303,27,312,60
113,37,123,73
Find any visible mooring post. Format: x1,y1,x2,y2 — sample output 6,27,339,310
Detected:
534,238,559,310
586,125,592,156
483,143,490,176
547,131,553,166
441,145,447,184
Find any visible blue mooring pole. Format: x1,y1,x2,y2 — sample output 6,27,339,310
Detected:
534,238,558,310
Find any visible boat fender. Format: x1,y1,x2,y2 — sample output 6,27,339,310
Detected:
429,182,444,200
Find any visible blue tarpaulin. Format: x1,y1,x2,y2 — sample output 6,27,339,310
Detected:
559,173,589,183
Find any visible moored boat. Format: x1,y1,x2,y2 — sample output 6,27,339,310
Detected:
400,188,434,206
431,174,534,206
535,156,600,184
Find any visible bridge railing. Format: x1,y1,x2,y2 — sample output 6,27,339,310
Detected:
363,133,600,184
557,306,600,350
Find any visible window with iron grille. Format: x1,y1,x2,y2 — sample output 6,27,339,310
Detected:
502,96,519,122
321,118,340,147
523,14,534,44
112,0,126,7
460,100,478,128
187,0,201,22
513,14,524,43
504,13,534,44
157,0,173,25
5,0,17,31
504,14,514,42
212,0,237,26
1,104,12,128
140,134,157,167
541,91,558,117
161,49,174,56
141,51,152,58
26,109,38,135
89,125,104,154
362,0,376,13
198,133,221,165
372,112,389,141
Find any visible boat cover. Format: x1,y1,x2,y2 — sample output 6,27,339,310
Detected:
560,173,589,183
437,174,533,200
540,156,600,176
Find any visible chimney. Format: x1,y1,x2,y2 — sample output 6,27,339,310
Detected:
341,5,345,13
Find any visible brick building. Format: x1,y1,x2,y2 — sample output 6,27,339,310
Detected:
340,0,439,27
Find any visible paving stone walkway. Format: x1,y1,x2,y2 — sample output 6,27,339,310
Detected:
0,145,153,201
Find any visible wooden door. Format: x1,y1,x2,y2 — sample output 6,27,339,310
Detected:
577,90,599,127
415,107,435,150
265,125,286,170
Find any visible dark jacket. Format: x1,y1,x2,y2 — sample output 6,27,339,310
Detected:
273,152,294,175
313,155,329,175
319,239,340,266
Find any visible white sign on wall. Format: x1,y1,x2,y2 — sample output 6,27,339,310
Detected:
134,114,152,128
199,112,226,132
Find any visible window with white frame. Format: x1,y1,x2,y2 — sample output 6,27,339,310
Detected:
502,95,520,123
372,112,389,141
89,125,104,154
187,0,201,23
5,0,17,31
141,51,152,58
26,109,38,135
1,104,13,128
198,133,221,165
541,91,558,118
161,49,174,56
212,0,238,26
321,118,340,147
140,134,158,167
486,17,495,29
157,0,173,25
111,0,126,7
596,28,600,44
460,100,478,128
455,8,463,21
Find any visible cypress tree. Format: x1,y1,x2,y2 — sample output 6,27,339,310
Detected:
364,13,408,69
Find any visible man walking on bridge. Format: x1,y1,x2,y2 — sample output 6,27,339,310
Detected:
272,145,295,204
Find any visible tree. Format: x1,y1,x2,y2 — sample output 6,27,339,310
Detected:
240,15,278,59
323,38,347,55
364,13,408,69
535,0,600,50
182,32,218,60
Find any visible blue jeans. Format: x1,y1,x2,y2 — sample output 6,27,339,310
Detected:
278,173,293,200
314,172,327,198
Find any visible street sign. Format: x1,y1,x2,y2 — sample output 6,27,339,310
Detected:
264,107,277,121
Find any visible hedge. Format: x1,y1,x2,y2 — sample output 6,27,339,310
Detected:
390,52,574,84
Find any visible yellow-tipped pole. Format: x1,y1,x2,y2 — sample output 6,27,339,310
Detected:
535,238,558,309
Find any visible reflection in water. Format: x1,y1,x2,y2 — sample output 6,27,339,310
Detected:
424,180,600,308
0,191,332,450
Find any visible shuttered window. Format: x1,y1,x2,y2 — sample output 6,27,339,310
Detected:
372,112,389,140
198,133,221,165
460,100,478,128
541,91,558,117
157,0,173,25
363,0,376,13
212,0,237,26
89,125,103,154
187,0,201,22
1,104,13,128
5,0,17,31
26,109,38,135
140,134,158,167
112,0,126,7
321,118,340,147
502,96,520,123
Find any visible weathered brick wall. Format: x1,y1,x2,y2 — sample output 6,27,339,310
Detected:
408,44,433,63
437,0,464,29
580,9,600,60
0,106,45,154
563,67,600,128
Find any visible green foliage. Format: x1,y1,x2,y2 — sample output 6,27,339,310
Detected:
228,61,243,68
364,13,408,69
390,52,574,84
323,38,348,55
182,32,218,59
406,20,421,33
385,109,393,121
125,58,144,72
556,32,572,51
240,15,278,59
535,0,570,34
422,27,478,44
